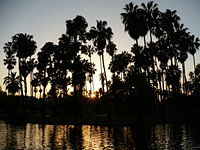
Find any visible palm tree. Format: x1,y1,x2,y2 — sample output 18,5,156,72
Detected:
109,51,132,79
141,1,159,86
66,15,88,42
37,51,49,98
106,41,117,58
65,15,89,97
194,64,200,95
178,52,188,94
121,2,140,44
89,20,113,93
141,1,159,42
40,42,57,98
12,33,37,96
84,45,95,97
71,56,95,97
121,2,154,92
31,78,39,97
188,35,200,72
3,72,20,95
19,59,35,97
166,65,181,96
3,42,17,75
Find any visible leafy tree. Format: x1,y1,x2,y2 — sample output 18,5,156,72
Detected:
12,33,37,96
65,16,88,97
88,20,113,94
3,42,16,75
109,51,132,79
71,56,95,97
3,72,20,95
31,77,39,97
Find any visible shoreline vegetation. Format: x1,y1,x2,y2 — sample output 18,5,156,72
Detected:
0,95,200,126
1,1,200,126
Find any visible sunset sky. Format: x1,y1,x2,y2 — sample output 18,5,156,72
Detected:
0,0,200,93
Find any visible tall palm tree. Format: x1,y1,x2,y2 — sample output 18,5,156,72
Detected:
12,33,37,96
65,15,89,97
141,1,159,87
31,78,39,97
121,2,153,92
66,15,88,43
188,35,200,72
178,52,188,94
89,20,113,93
71,56,95,97
19,59,35,97
85,45,95,97
37,51,49,98
3,42,16,75
141,1,159,42
40,42,57,98
166,65,181,96
121,2,140,45
3,72,20,95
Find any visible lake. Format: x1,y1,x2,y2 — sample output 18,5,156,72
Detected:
0,120,200,150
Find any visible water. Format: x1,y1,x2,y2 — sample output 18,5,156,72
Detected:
0,120,200,150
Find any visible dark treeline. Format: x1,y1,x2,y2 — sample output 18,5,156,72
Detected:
1,1,200,124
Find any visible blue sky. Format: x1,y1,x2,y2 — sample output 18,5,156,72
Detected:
0,0,200,92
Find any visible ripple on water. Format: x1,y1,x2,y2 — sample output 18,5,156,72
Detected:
0,121,200,150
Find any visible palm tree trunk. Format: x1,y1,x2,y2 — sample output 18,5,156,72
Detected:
174,56,178,66
193,54,196,72
39,86,42,99
74,81,77,97
24,77,27,97
18,58,23,96
136,39,139,46
181,62,188,95
34,87,36,98
30,56,33,97
89,54,93,97
150,30,153,43
143,36,147,47
30,72,33,96
182,63,185,94
102,52,109,93
161,69,165,100
158,78,162,101
99,55,104,95
192,54,197,93
43,86,46,99
43,71,46,99
170,58,174,66
63,71,67,99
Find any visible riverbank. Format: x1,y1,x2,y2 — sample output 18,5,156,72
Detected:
1,111,200,126
1,95,200,126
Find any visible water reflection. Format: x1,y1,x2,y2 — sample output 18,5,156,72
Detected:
0,120,200,150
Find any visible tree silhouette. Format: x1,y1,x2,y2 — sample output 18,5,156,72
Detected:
11,33,37,96
188,35,200,74
79,44,97,97
71,56,95,97
121,2,140,44
3,72,20,95
109,51,132,79
88,20,113,94
2,1,200,104
38,42,56,98
65,15,89,97
3,42,16,75
193,64,200,95
31,77,39,97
